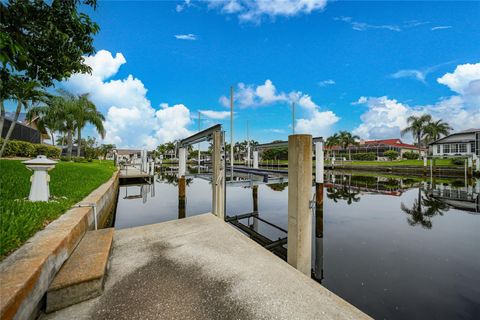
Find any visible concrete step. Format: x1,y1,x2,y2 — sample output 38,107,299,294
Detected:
45,228,114,313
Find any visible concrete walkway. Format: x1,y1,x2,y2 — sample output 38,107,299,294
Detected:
41,214,371,320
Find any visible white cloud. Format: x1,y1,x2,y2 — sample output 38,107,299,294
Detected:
353,62,480,140
219,80,287,108
264,128,286,133
296,110,340,137
199,110,231,119
437,63,480,96
219,79,339,136
391,69,427,83
318,79,335,87
205,0,328,22
174,34,197,40
176,0,191,12
431,26,452,31
62,50,193,148
334,16,401,32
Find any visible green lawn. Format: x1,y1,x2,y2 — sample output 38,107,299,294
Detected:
340,159,460,167
257,159,460,167
0,159,116,259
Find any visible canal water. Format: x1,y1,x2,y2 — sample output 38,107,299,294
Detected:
115,170,480,320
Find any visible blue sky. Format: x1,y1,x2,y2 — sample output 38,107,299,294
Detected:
56,0,480,148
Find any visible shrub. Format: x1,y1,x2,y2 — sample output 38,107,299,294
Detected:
45,145,61,158
351,152,376,161
452,158,465,165
402,151,419,160
0,139,60,159
384,150,399,161
72,157,87,163
34,144,49,156
0,139,19,157
15,141,36,157
60,156,71,162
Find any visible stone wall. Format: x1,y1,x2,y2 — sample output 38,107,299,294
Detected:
0,171,119,320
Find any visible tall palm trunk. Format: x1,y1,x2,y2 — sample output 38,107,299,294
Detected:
0,99,5,138
76,126,82,157
49,129,55,146
417,133,422,156
0,100,22,157
67,129,73,159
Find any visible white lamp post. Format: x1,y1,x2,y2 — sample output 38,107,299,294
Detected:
23,155,57,202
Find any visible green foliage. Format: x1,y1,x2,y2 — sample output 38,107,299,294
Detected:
402,151,419,160
0,0,99,87
60,156,70,162
262,147,288,160
351,152,376,161
0,159,115,258
13,140,35,157
0,139,60,158
384,150,399,160
452,158,465,166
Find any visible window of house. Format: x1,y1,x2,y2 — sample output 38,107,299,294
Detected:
471,142,475,154
451,144,459,153
459,143,467,153
444,144,450,153
437,145,441,153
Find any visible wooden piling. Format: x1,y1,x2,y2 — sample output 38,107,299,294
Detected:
212,131,225,219
252,185,258,212
287,134,312,276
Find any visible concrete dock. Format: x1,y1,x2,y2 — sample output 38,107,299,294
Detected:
41,214,370,320
119,166,151,179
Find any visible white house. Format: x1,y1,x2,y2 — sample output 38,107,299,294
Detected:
430,128,479,158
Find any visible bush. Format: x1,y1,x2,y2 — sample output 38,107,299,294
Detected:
351,152,376,161
72,157,88,163
60,156,71,162
0,139,60,159
44,145,61,158
384,150,399,161
34,144,49,156
0,139,19,157
402,151,419,160
15,141,36,157
452,158,465,165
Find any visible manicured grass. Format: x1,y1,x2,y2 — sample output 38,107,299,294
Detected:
0,159,116,259
341,159,459,167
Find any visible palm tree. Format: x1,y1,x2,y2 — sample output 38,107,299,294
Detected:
400,188,434,229
100,144,116,160
338,131,359,161
423,119,452,145
73,94,105,157
325,133,340,160
401,114,432,154
26,101,64,145
0,80,49,157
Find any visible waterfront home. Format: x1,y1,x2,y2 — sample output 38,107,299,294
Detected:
1,116,45,144
326,138,424,160
114,148,141,161
429,128,480,158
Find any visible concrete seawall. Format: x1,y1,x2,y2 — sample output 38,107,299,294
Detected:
0,170,119,320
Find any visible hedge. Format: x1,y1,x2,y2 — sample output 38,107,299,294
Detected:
402,151,419,160
0,139,60,159
351,152,376,161
384,150,399,160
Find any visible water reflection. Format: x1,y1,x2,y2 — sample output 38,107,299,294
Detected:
116,172,480,320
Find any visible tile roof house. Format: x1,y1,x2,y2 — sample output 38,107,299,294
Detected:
325,138,425,159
